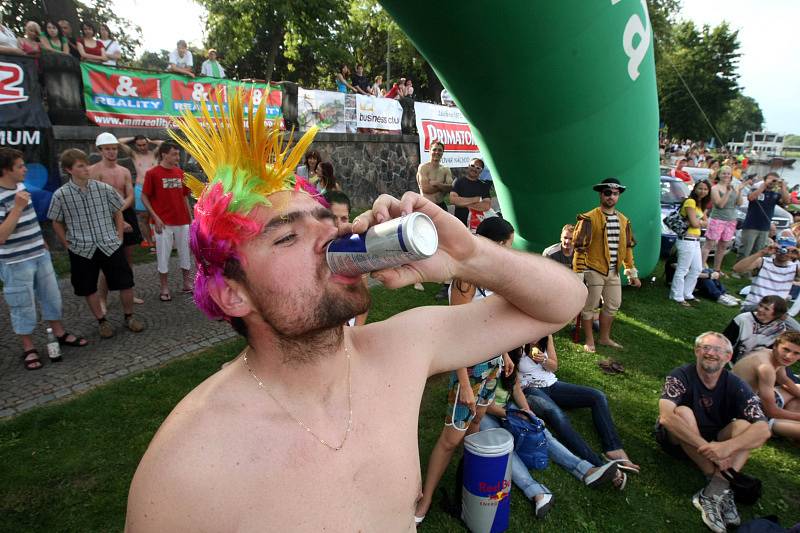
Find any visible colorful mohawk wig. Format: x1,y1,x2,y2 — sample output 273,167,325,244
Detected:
170,90,321,320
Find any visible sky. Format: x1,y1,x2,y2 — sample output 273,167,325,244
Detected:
112,0,799,135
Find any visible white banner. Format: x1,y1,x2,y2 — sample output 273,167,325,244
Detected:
297,89,348,133
355,95,402,133
414,102,482,168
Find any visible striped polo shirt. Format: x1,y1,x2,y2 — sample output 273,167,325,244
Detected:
0,184,45,264
744,256,799,308
605,212,620,271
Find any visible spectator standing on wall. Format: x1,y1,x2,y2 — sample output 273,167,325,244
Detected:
76,21,107,63
0,148,88,371
371,75,384,96
57,19,81,59
40,20,70,55
404,79,414,99
351,64,370,95
0,13,25,56
98,23,121,66
441,88,456,106
18,21,42,58
335,64,357,93
168,40,194,77
200,49,226,78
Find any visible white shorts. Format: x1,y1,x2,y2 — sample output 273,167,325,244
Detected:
155,224,191,274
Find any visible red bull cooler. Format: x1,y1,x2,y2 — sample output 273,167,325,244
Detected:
462,428,514,533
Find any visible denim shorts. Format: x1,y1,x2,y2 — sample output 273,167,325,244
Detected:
0,251,63,335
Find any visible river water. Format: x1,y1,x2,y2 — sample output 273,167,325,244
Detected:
750,161,800,187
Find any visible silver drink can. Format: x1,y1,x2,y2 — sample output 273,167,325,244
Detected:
327,212,439,276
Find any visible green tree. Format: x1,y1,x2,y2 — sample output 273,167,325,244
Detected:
131,49,170,72
198,0,349,83
656,20,741,140
3,0,142,63
717,93,764,143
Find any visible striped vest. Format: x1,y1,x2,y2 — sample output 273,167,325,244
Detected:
744,257,798,308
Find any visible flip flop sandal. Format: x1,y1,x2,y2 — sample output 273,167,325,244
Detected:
159,293,172,302
57,332,88,347
602,454,640,474
22,349,43,371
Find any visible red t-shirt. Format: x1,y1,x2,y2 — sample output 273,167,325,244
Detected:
142,165,191,225
671,168,692,183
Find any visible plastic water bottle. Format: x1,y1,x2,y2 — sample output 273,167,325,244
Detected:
46,327,62,362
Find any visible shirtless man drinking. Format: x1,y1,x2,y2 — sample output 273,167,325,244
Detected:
119,135,164,245
89,133,143,305
124,97,587,532
733,331,800,443
417,141,453,211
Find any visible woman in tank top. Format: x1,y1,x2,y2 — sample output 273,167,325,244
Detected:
414,217,515,524
521,335,639,478
702,165,745,273
76,21,106,63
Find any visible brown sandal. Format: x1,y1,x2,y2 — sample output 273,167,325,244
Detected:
22,349,43,371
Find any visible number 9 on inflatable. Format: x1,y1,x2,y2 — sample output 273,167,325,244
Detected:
380,0,660,276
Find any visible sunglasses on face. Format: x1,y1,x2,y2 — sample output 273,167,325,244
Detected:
698,344,727,355
469,164,483,170
602,189,620,197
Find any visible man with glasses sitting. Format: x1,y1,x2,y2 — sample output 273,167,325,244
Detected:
572,178,640,353
656,332,770,533
449,157,492,231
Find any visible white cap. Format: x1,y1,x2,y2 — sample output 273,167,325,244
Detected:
95,132,119,146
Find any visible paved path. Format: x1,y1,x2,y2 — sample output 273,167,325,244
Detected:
0,258,238,419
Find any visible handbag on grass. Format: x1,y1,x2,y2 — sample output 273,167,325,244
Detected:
722,468,762,505
501,408,548,470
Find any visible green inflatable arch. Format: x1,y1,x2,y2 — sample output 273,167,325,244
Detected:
380,0,661,276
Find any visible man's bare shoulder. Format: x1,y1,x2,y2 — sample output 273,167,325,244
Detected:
126,361,253,531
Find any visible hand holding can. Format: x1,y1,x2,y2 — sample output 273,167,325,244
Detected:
327,213,438,276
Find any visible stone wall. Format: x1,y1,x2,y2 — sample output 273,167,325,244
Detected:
52,127,445,209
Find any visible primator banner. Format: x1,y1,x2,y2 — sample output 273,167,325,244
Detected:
80,63,283,129
413,102,482,168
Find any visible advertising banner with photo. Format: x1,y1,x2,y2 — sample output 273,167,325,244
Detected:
80,63,283,129
297,88,347,133
355,95,402,134
414,102,482,168
0,54,59,220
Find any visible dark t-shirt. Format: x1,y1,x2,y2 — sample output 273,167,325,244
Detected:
742,186,781,231
660,363,766,441
452,178,492,227
352,74,369,93
543,242,573,267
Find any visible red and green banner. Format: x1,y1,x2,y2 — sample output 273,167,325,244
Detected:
80,63,283,129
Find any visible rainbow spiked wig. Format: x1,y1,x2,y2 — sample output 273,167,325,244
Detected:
170,90,321,320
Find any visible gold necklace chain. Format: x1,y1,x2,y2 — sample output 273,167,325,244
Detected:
242,344,353,451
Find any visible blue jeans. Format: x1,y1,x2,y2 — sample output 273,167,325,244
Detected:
524,380,623,467
0,252,62,335
481,411,592,499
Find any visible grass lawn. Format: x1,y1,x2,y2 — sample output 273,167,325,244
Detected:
1,260,798,532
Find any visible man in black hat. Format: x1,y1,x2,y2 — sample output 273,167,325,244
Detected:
572,178,640,352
